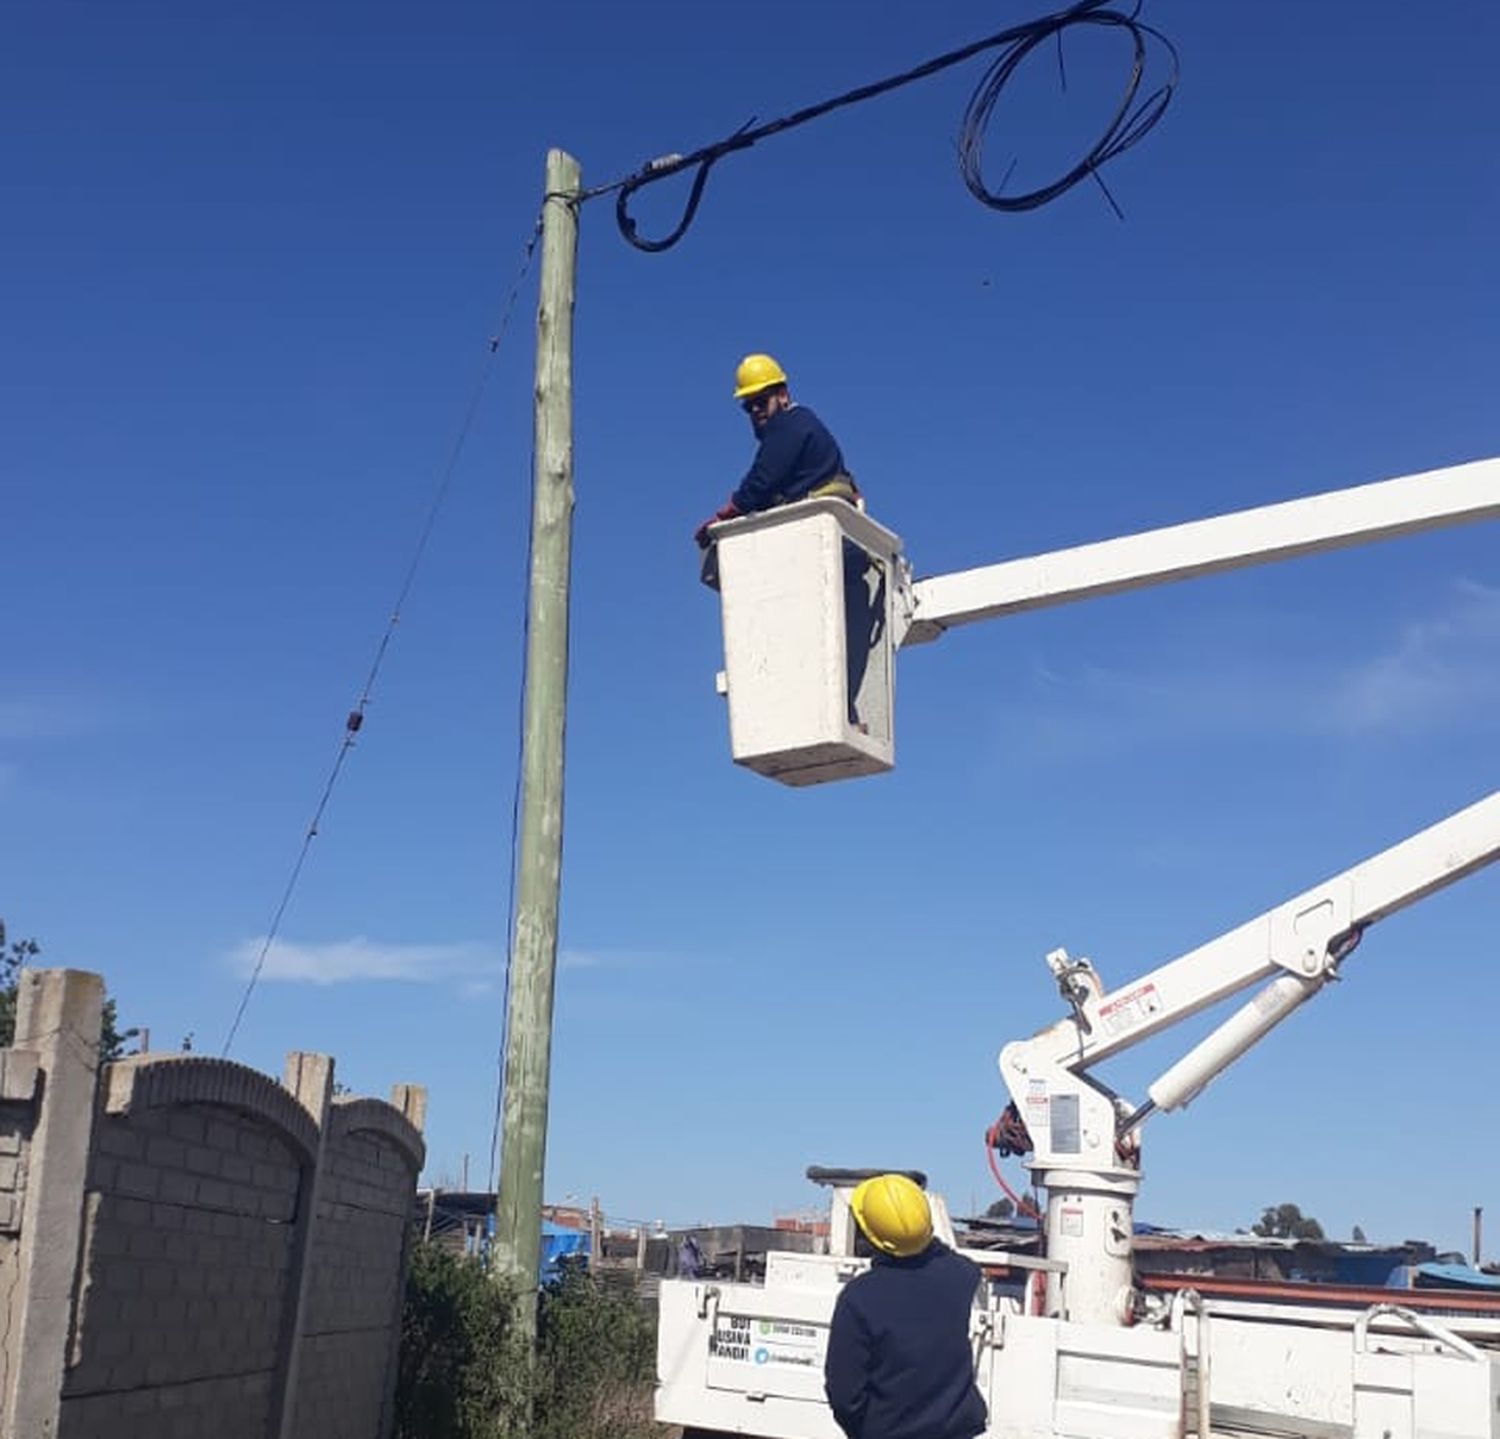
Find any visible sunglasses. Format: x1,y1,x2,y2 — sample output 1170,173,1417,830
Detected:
742,393,775,415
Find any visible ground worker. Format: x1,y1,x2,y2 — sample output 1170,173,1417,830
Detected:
692,352,860,548
824,1173,988,1439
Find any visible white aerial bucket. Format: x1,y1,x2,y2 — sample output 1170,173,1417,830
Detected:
710,498,903,787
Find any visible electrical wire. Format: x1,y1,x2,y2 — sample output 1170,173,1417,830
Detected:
221,218,544,1056
580,0,1177,251
986,1113,1044,1220
986,1138,1043,1221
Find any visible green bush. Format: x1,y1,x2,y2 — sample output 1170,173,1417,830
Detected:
397,1242,526,1439
534,1267,658,1439
396,1243,659,1439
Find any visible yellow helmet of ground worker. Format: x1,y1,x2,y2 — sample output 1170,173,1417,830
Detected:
850,1174,934,1258
733,352,788,400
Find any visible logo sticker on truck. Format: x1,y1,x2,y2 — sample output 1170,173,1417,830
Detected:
757,1319,819,1345
712,1314,825,1367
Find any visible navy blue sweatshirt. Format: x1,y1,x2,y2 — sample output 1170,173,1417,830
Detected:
731,403,849,514
824,1242,987,1439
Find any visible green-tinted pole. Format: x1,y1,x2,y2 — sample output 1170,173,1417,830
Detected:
493,148,581,1342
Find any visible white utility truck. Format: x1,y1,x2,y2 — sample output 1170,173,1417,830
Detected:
658,458,1500,1439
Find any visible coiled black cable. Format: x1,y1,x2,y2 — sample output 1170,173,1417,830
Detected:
600,0,1177,252
959,2,1175,215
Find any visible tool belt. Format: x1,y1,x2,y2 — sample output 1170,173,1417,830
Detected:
805,473,860,505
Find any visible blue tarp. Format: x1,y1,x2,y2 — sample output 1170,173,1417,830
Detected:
540,1220,589,1285
476,1215,590,1283
1389,1262,1500,1291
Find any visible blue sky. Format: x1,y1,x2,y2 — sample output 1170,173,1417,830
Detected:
5,1,1498,1255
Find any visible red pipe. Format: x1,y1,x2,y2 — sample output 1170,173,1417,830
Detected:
1139,1271,1500,1316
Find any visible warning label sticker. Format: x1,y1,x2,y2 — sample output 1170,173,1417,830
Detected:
1098,982,1162,1037
1024,1077,1049,1130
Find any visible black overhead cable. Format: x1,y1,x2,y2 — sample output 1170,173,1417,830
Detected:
221,218,543,1057
573,0,1177,251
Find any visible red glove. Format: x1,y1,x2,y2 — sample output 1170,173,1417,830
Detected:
694,501,741,550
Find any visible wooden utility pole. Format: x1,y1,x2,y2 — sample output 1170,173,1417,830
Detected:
493,148,582,1344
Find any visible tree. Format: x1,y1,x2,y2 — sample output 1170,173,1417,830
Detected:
1,927,132,1059
1352,1224,1367,1243
986,1198,1015,1220
1251,1203,1325,1241
99,995,129,1063
0,931,39,1047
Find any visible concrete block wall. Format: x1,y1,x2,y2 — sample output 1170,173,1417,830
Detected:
0,1051,40,1414
0,971,426,1439
287,1098,426,1439
59,1082,310,1439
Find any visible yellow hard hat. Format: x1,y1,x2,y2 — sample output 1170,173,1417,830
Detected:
733,352,789,400
850,1174,933,1258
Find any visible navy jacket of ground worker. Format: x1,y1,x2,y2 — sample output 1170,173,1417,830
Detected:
731,403,849,513
824,1241,988,1439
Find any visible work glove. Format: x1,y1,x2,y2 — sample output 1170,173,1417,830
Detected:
694,501,740,550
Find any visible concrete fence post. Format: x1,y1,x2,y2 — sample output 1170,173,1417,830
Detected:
271,1051,335,1439
376,1083,426,1439
4,969,104,1439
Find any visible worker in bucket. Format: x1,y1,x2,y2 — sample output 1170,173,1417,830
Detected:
824,1173,988,1439
696,353,883,726
692,352,860,548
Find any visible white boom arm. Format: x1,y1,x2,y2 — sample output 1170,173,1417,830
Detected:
999,787,1500,1325
711,457,1500,784
904,457,1500,644
1007,787,1500,1116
